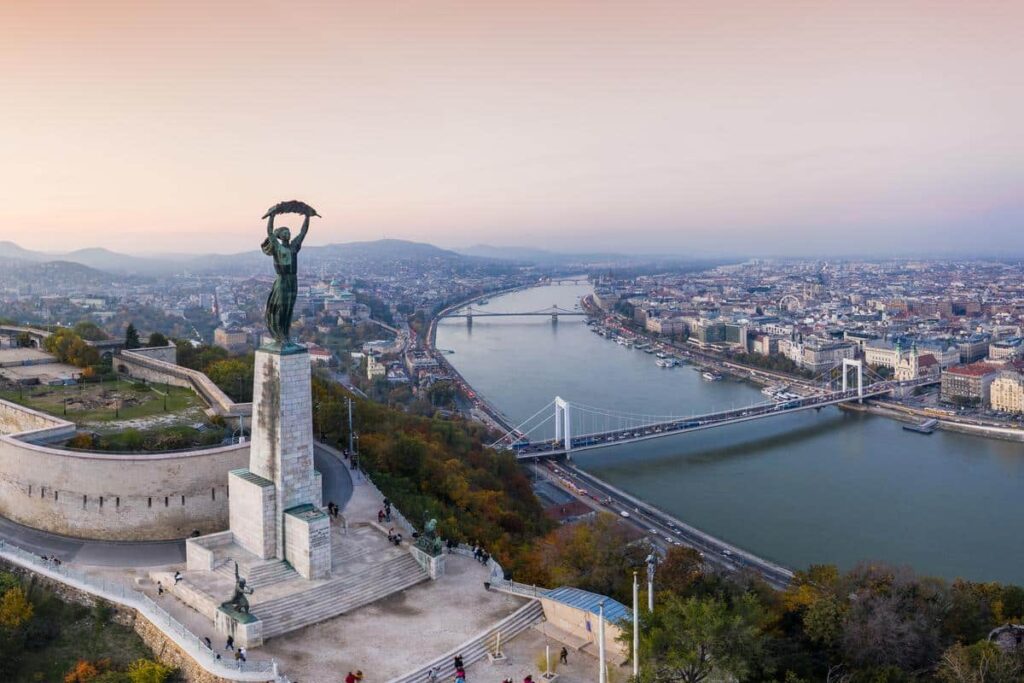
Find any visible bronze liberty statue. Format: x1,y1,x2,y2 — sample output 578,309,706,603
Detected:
261,200,320,347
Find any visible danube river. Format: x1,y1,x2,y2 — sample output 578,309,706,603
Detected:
437,283,1024,584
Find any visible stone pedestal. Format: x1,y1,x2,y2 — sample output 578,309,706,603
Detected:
409,544,446,579
284,504,332,579
248,347,318,559
228,470,276,560
225,345,330,575
215,607,263,648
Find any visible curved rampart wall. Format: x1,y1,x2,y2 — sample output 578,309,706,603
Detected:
0,397,248,541
0,435,248,540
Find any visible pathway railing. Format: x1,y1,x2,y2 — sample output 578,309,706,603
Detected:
0,539,283,682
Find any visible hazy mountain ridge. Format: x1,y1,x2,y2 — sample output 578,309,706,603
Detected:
0,238,485,276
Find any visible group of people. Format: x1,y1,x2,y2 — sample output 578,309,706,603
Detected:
377,497,393,524
199,634,247,668
344,670,364,683
38,554,62,566
386,527,403,546
326,500,341,518
431,647,566,682
470,543,490,565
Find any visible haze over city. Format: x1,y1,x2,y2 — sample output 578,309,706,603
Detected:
3,0,1022,256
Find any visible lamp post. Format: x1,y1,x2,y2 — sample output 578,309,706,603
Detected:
646,552,657,613
598,600,607,683
633,570,640,680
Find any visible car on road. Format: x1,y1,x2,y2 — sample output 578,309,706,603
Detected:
620,511,630,518
721,549,733,557
649,528,658,534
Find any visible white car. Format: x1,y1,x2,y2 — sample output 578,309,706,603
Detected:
620,511,630,518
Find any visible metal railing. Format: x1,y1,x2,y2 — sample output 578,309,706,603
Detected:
0,538,283,682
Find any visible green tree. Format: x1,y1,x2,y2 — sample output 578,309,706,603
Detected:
124,324,141,350
204,357,254,402
627,592,765,683
146,332,168,347
72,321,108,341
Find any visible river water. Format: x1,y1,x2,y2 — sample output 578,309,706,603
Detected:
436,283,1024,584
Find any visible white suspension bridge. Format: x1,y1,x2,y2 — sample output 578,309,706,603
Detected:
491,359,939,458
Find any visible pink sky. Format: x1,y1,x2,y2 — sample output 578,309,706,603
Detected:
2,1,1022,255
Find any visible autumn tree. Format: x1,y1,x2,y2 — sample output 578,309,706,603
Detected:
0,586,33,628
535,513,649,602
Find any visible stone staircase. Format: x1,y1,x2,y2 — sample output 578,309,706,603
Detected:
214,558,298,589
388,599,545,683
254,551,429,639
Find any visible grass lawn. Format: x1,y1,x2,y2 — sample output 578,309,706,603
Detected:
0,379,200,423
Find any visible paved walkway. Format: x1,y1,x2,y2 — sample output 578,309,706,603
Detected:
466,626,605,683
0,444,352,567
260,552,525,682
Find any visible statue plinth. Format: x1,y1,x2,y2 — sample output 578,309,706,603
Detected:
225,345,329,579
215,606,263,648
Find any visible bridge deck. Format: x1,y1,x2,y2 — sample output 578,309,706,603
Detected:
509,379,937,458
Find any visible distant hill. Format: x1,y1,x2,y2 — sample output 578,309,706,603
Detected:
0,258,120,289
307,239,462,261
456,244,681,266
0,240,47,262
0,238,486,276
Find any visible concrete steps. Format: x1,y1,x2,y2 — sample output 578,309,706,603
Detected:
389,599,544,683
254,552,429,639
214,558,298,589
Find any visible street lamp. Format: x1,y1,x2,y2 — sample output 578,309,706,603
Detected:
646,552,657,613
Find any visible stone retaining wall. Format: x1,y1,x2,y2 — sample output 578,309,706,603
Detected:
0,423,247,540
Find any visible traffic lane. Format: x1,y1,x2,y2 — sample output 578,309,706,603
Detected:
314,444,354,511
544,463,790,588
0,514,185,566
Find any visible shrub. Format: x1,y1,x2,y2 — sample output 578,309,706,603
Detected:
127,659,174,683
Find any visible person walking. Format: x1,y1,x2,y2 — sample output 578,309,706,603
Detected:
173,570,182,585
203,636,212,649
225,634,234,651
234,649,243,670
156,581,163,596
559,646,568,665
239,646,247,663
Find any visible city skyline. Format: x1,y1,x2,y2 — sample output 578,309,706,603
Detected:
3,1,1023,255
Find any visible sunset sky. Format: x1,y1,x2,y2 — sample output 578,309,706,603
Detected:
2,1,1022,256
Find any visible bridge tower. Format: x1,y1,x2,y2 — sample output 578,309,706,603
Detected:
466,307,473,328
552,304,559,324
554,396,572,452
841,358,863,401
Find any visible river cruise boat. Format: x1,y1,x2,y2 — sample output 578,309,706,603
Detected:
702,371,723,381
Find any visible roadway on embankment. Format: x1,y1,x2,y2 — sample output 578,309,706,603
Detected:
0,445,354,566
532,461,794,589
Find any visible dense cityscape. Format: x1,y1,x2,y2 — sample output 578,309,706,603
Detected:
5,2,1024,682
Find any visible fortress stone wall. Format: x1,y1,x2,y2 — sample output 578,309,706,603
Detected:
0,428,248,540
0,398,72,438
